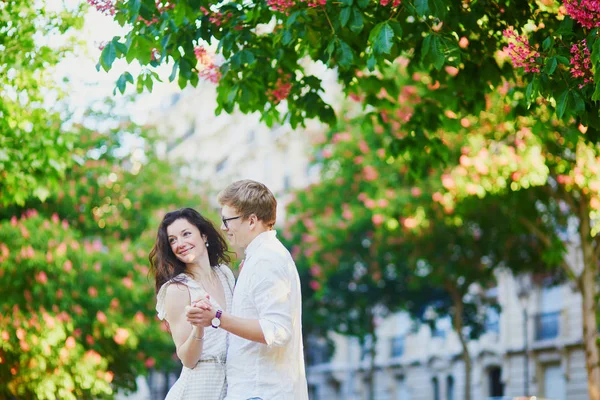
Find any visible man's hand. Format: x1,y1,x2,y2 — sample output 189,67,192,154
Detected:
185,299,215,328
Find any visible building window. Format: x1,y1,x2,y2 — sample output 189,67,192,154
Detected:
432,377,440,400
306,336,331,366
390,336,405,358
488,366,504,397
543,364,566,400
396,375,411,400
283,174,291,191
485,306,500,334
535,285,562,341
446,376,454,400
535,311,560,340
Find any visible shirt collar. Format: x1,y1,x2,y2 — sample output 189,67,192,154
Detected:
244,230,277,258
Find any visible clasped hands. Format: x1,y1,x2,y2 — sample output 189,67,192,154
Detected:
185,295,215,328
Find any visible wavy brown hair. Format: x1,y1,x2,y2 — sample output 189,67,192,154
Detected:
149,208,232,293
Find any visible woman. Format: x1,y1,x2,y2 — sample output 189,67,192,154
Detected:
150,208,234,399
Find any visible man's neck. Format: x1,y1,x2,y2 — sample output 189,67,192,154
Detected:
243,227,271,251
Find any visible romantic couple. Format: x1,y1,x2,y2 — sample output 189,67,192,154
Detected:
149,180,308,400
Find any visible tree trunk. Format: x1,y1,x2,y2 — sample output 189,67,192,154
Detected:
447,283,471,400
578,206,600,400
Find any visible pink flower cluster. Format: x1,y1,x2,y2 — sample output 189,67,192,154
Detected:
87,0,115,16
267,72,293,104
570,39,594,88
503,28,541,73
266,0,326,14
563,0,600,29
267,0,296,14
195,46,222,83
200,6,233,26
379,0,401,6
300,0,327,8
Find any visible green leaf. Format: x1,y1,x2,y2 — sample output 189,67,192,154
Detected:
592,80,600,102
414,0,429,17
325,40,336,65
556,17,574,36
556,55,570,65
336,39,355,70
367,54,377,71
544,57,557,75
542,36,554,51
349,8,364,33
556,90,569,119
339,7,351,27
430,36,445,70
421,35,431,59
99,42,117,72
282,29,293,45
429,0,446,19
116,73,128,94
370,22,394,55
239,49,255,65
341,0,353,6
356,0,369,9
169,61,179,82
571,91,585,115
128,0,141,21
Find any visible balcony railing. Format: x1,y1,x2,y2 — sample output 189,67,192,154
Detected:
534,311,561,341
390,336,405,358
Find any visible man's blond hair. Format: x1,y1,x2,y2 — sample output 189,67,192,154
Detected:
218,180,277,227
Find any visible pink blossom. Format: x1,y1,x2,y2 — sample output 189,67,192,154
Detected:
145,357,156,368
432,192,444,202
36,272,48,285
342,209,354,220
372,214,385,225
65,336,76,349
122,277,134,289
267,0,295,13
87,0,116,16
134,312,146,324
502,28,541,73
403,217,418,229
309,280,321,291
411,187,422,197
310,265,322,277
97,311,108,324
267,73,293,104
63,260,73,272
364,199,376,209
113,328,130,345
363,165,379,181
563,0,600,29
459,37,469,48
88,287,98,297
570,39,594,88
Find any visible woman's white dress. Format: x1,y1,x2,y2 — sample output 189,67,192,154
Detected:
156,265,235,400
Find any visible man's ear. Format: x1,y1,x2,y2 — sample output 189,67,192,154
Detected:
248,214,258,230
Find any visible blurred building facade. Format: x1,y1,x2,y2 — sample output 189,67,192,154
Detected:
306,263,589,400
144,69,590,400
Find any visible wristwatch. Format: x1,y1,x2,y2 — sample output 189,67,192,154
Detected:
211,310,222,329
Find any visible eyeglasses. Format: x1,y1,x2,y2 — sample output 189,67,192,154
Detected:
221,215,241,229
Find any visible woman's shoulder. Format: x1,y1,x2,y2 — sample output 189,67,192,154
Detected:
218,264,235,278
156,274,190,320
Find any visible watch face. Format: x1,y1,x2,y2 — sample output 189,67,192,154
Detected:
211,317,221,328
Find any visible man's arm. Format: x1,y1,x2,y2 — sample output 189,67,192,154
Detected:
220,312,267,344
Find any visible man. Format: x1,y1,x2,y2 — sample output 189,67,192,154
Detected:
186,180,308,400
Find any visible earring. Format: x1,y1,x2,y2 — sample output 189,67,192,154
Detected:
205,242,209,247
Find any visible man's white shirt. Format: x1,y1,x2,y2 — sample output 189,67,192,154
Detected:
225,230,308,400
